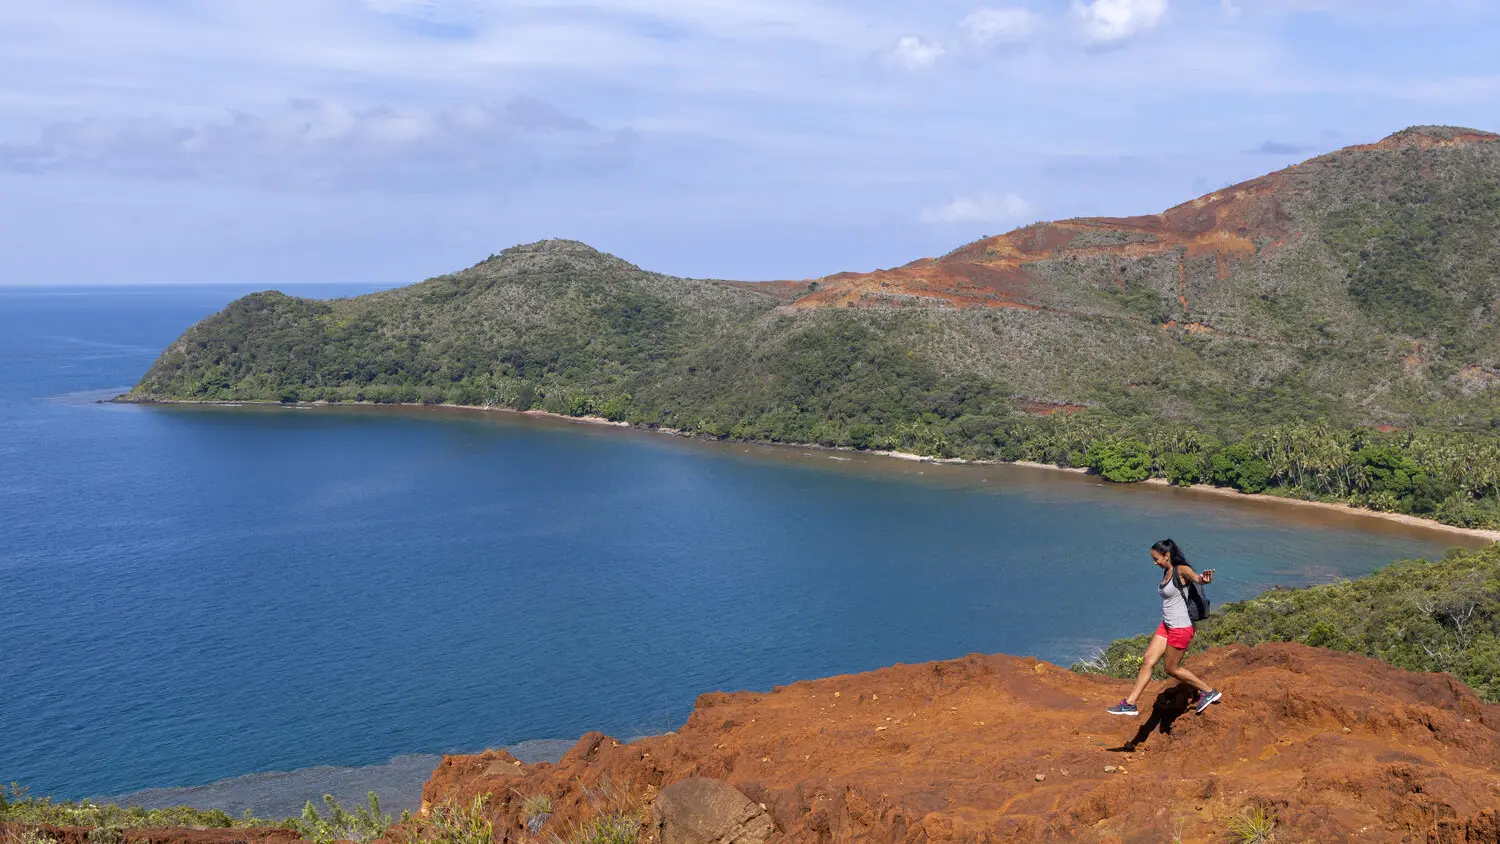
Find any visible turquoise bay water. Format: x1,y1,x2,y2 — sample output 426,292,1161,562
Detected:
0,286,1477,801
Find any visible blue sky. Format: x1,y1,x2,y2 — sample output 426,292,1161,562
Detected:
1,0,1497,285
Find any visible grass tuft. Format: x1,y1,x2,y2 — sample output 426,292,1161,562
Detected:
519,795,554,835
1227,805,1277,843
544,778,644,844
408,795,492,844
294,792,393,844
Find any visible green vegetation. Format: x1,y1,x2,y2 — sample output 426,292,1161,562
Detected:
126,133,1500,530
1083,438,1153,483
1074,543,1500,703
0,786,413,844
403,796,493,844
543,779,643,844
1226,805,1277,844
519,794,553,835
1,828,57,844
549,812,639,844
1073,420,1500,529
1321,159,1500,342
0,785,288,831
295,793,402,844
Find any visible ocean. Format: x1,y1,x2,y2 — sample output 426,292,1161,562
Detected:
0,285,1476,814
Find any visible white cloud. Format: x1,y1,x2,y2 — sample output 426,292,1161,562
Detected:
0,96,633,191
2,0,1497,288
1074,0,1169,44
919,192,1031,224
960,8,1040,47
889,36,946,70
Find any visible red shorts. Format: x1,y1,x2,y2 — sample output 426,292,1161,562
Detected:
1156,622,1195,650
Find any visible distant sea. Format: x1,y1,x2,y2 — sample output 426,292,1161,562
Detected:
0,285,1478,815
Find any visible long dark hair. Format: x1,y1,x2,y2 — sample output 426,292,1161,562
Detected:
1151,538,1189,569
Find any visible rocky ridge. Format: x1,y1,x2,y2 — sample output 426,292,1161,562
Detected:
755,125,1500,317
127,125,1500,432
419,643,1500,843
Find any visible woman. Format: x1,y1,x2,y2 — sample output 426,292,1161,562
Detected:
1106,539,1222,716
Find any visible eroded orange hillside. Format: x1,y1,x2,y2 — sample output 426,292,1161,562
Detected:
760,128,1500,313
416,643,1500,843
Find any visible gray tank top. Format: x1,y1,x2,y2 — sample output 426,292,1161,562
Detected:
1159,567,1193,628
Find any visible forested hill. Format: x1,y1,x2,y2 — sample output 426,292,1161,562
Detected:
127,126,1500,528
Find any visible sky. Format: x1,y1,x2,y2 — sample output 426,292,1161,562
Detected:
1,0,1498,285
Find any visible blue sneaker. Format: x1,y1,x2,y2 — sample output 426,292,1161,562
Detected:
1194,689,1222,714
1106,700,1138,716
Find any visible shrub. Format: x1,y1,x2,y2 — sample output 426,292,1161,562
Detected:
545,778,644,844
1163,452,1203,486
554,813,640,844
1302,620,1355,650
1074,544,1500,703
847,423,879,450
294,793,392,844
407,795,492,844
519,795,553,835
1086,438,1152,483
597,396,632,423
0,784,286,832
3,828,58,844
1209,444,1271,493
1226,805,1277,843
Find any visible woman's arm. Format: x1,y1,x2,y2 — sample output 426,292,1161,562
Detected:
1175,565,1215,584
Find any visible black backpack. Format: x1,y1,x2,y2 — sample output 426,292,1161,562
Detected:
1173,566,1211,622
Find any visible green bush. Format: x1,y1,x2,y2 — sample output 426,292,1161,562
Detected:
0,784,288,832
1087,438,1153,483
405,795,492,844
293,793,395,844
1075,544,1500,703
1210,444,1271,493
597,395,632,423
1163,452,1204,486
3,828,58,844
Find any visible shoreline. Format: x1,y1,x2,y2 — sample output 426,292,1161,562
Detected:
115,395,1500,543
88,739,578,818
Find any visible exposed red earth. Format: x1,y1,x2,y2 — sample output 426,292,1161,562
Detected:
743,172,1293,313
735,128,1500,318
418,644,1500,843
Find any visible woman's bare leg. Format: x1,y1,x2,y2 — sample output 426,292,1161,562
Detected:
1124,635,1169,705
1162,646,1213,693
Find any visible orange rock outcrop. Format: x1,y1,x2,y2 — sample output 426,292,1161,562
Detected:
421,643,1500,843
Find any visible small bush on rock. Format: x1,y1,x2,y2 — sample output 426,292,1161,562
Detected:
407,795,492,844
